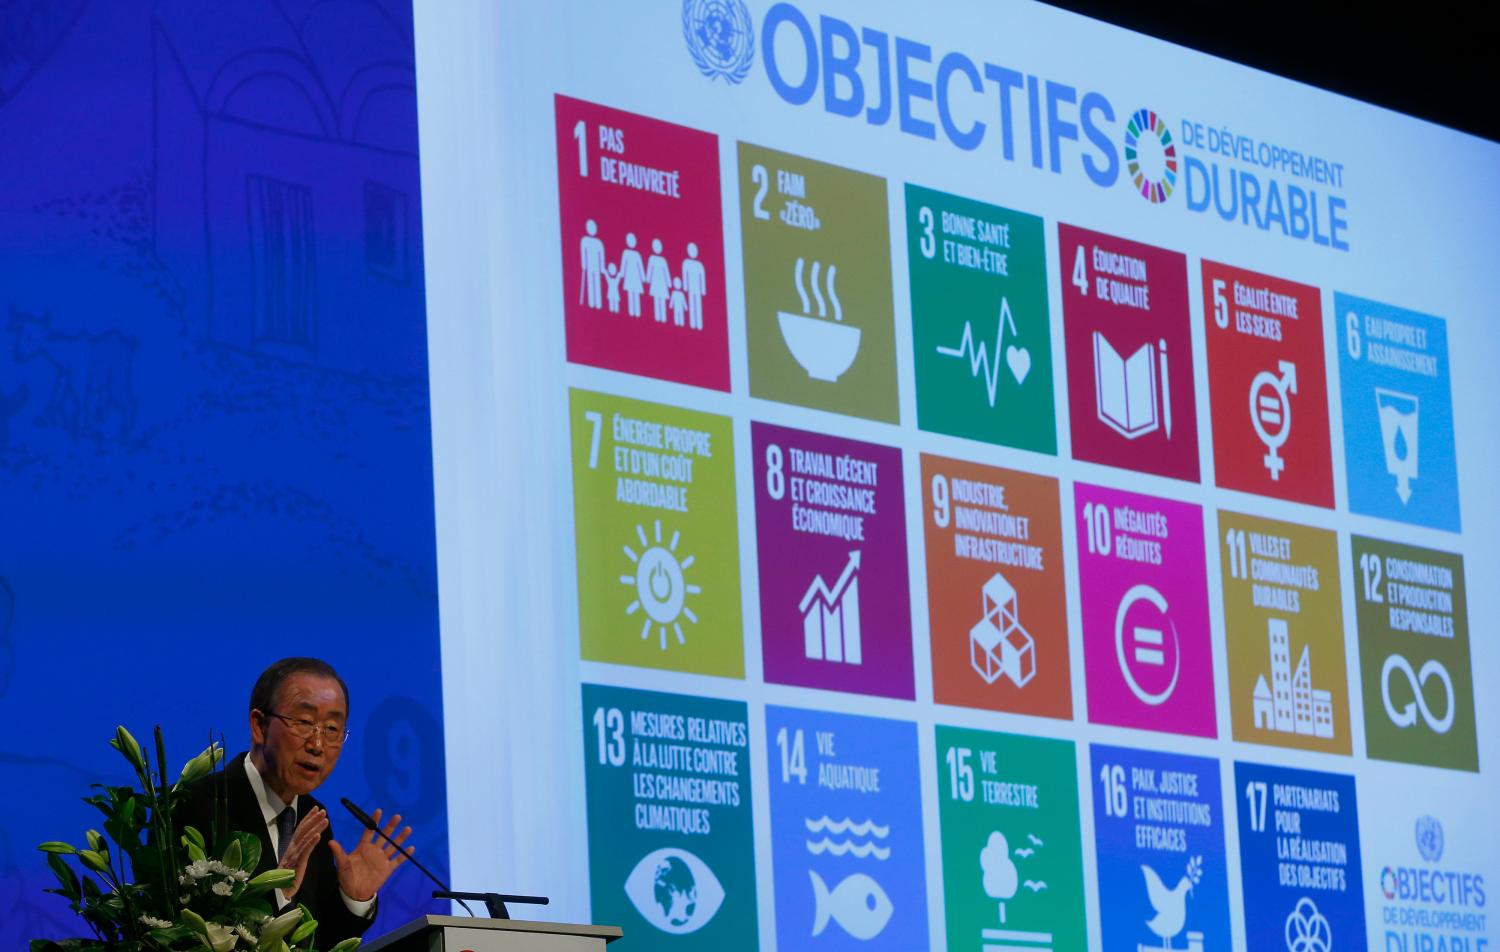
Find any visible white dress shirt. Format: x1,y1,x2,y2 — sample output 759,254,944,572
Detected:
243,756,375,917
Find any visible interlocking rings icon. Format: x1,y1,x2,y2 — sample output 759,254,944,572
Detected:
1381,654,1455,733
1284,897,1332,952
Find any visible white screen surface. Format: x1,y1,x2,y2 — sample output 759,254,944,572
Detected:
415,3,1499,949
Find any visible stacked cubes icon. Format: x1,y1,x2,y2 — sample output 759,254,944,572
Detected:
969,572,1036,687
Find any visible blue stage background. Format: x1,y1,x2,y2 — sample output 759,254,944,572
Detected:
0,1,448,946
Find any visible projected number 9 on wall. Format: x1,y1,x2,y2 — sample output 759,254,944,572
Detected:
921,454,1071,720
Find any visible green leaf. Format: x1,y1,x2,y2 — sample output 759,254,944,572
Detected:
84,830,103,853
147,923,194,943
326,938,363,952
182,825,207,851
221,837,242,870
180,907,209,937
103,819,138,862
37,841,78,854
235,831,262,873
185,839,206,862
45,852,81,902
288,918,317,943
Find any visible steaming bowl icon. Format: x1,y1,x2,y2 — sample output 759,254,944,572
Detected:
778,312,861,381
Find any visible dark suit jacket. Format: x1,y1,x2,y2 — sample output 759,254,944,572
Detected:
176,753,374,947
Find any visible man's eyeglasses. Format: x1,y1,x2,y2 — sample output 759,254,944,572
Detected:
262,711,350,747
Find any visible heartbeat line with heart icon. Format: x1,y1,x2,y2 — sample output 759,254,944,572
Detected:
935,296,1031,407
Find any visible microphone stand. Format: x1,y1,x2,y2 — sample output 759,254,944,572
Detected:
431,890,549,920
340,799,550,920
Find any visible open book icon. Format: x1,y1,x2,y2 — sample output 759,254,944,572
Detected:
1092,332,1171,439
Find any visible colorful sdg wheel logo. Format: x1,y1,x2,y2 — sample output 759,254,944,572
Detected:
1123,108,1177,203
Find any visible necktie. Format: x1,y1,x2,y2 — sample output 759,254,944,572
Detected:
275,807,297,861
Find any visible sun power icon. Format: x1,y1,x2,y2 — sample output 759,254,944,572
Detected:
621,519,700,649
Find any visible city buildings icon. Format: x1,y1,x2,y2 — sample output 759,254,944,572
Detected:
969,572,1037,688
801,551,862,664
1251,618,1334,738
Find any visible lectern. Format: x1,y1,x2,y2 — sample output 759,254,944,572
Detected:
361,915,622,952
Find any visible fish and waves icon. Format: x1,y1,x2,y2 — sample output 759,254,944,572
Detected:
810,870,892,940
805,817,895,940
804,816,892,859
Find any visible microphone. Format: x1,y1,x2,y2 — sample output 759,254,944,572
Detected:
339,798,476,917
339,798,550,920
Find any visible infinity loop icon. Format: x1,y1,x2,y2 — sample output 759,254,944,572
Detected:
1381,654,1455,733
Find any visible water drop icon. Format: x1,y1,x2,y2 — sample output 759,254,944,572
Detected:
1393,427,1408,461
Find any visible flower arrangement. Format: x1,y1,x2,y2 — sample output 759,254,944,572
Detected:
31,726,359,952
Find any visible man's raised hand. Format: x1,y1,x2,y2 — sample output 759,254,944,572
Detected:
330,807,412,903
278,806,329,900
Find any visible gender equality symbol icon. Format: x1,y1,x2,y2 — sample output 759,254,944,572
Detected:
1250,362,1297,480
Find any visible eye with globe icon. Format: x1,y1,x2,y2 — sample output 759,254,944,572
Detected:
623,846,727,934
653,854,698,926
621,519,700,649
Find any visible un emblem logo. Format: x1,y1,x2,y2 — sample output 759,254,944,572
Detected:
682,0,754,84
1415,815,1444,863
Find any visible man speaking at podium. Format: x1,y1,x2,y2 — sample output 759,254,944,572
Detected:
179,657,413,946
